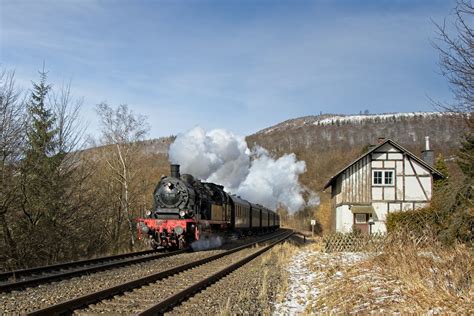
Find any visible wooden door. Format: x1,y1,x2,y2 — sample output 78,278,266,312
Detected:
354,213,369,234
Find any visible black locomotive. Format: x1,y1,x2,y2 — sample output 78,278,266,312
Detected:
137,164,280,249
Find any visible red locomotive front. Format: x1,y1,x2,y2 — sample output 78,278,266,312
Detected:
137,164,230,249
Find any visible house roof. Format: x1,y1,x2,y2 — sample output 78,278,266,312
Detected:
323,139,445,190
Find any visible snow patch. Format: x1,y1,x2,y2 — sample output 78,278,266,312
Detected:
274,250,367,315
314,112,450,126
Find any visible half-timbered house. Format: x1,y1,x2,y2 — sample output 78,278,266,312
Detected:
324,138,444,233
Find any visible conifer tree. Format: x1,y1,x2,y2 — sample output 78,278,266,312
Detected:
433,153,449,192
457,127,474,180
20,69,61,227
16,69,80,265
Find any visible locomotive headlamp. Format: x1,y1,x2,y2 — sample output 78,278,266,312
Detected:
140,222,149,234
146,210,152,217
179,210,186,217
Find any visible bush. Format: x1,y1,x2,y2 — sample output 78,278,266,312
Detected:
386,181,473,247
386,207,434,233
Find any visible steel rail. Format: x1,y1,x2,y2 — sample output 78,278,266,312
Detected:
140,231,294,315
0,249,186,293
27,229,290,316
0,249,158,282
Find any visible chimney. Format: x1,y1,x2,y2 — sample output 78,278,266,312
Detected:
170,164,181,178
421,136,434,166
377,137,385,144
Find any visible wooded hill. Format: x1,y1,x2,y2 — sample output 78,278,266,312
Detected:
246,112,468,192
139,112,468,193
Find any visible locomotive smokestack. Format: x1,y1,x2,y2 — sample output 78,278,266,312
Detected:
170,164,181,178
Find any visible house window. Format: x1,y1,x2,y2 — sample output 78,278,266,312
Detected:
372,170,394,186
355,213,367,224
373,171,383,184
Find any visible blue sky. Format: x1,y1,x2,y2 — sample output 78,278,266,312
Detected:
0,0,457,139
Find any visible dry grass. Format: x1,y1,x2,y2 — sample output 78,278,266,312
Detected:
308,231,473,314
272,242,299,305
373,231,473,312
217,241,299,316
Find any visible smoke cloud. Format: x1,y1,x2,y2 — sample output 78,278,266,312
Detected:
169,126,318,213
190,235,223,251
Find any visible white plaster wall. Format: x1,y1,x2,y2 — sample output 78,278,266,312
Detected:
372,187,383,200
405,177,425,200
370,202,388,233
372,202,388,221
372,221,386,233
389,203,401,212
420,177,432,199
402,202,413,211
396,161,404,175
384,161,395,168
384,187,395,200
388,152,403,160
372,161,383,168
335,205,353,233
396,176,404,198
413,163,430,175
404,158,415,175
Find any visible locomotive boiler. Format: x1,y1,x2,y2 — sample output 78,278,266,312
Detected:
137,164,279,249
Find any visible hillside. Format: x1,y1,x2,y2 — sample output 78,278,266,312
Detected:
128,112,468,194
246,112,468,191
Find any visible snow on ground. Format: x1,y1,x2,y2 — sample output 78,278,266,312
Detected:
273,248,367,315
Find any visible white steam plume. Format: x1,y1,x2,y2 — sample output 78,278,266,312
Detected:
169,126,317,213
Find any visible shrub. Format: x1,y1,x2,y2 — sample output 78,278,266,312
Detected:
386,181,473,247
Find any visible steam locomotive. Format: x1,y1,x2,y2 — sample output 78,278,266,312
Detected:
137,164,280,249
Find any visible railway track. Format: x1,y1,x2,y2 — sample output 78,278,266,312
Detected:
27,229,293,315
0,249,185,293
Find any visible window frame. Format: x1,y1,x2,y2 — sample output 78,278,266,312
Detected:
372,169,395,186
355,213,368,224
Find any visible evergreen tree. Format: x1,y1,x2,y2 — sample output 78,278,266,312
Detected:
457,123,474,180
20,69,61,226
433,153,449,192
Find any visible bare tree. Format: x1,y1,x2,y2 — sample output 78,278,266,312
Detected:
0,68,25,268
50,80,86,154
96,103,149,250
433,0,473,113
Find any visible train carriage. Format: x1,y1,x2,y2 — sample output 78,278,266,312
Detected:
261,208,268,228
250,203,262,230
229,195,251,230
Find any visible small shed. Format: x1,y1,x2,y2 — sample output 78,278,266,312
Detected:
324,138,444,233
